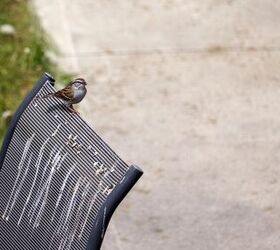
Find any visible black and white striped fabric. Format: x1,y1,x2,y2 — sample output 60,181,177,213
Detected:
0,74,142,250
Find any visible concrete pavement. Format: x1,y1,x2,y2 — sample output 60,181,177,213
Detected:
33,1,280,249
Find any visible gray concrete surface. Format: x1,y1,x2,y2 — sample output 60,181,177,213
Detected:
33,1,280,249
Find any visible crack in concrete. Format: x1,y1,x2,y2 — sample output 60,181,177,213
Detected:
59,46,280,58
56,0,80,72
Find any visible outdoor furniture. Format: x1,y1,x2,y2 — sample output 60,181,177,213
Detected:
0,73,143,250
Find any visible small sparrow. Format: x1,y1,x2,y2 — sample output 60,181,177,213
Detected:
44,78,87,113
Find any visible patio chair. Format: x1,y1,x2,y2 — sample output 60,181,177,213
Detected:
0,73,143,250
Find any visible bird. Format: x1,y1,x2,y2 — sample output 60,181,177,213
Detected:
43,78,87,113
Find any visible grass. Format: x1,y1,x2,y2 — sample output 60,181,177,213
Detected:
0,0,70,144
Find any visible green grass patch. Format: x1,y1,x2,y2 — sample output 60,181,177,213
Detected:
0,0,70,144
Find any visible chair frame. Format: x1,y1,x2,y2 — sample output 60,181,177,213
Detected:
0,72,143,250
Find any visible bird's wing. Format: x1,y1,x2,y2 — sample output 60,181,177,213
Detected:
54,85,74,101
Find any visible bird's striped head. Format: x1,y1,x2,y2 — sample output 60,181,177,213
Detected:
73,78,87,85
71,78,87,89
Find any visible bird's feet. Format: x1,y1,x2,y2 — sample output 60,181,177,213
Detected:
69,105,80,115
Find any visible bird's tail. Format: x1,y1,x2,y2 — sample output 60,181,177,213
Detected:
42,93,54,99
